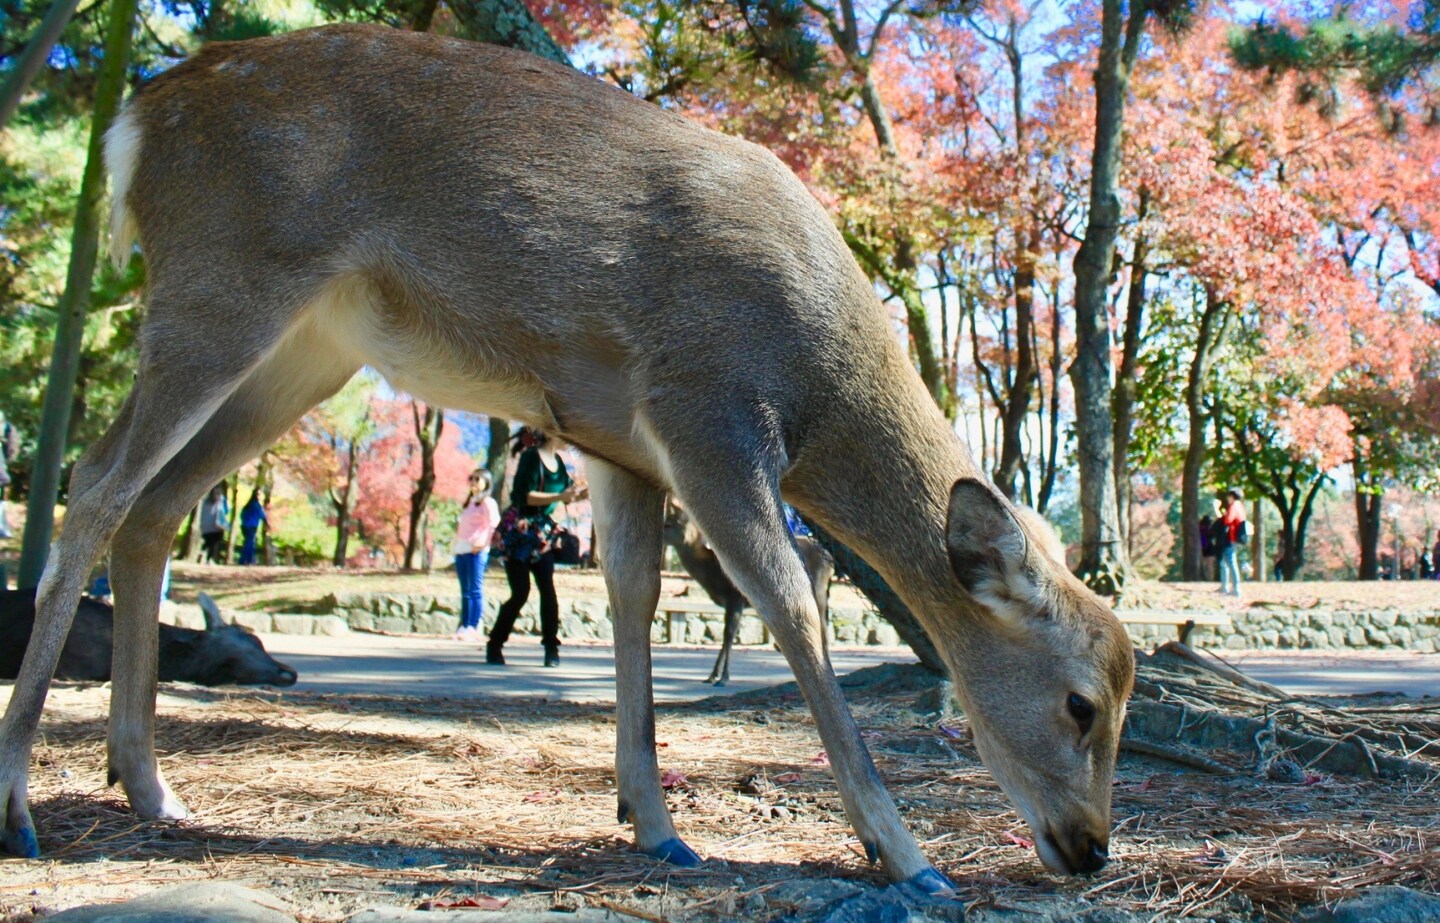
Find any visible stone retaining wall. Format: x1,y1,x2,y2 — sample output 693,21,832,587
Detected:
162,591,1440,653
1177,608,1440,652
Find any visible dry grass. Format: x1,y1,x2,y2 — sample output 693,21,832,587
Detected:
7,659,1437,922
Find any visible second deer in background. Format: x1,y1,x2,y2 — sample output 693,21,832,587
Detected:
663,502,833,686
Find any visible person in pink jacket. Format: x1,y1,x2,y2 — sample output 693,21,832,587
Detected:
452,469,500,640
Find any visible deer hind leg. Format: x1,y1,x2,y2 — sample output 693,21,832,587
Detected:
722,606,738,684
0,386,138,855
709,602,742,687
588,458,699,867
0,281,309,857
814,558,834,667
668,440,951,890
106,329,357,820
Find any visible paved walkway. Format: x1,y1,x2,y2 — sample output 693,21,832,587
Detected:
258,633,1440,701
1217,649,1440,698
261,632,917,702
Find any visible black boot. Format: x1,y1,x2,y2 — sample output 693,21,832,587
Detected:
486,641,505,665
543,645,560,668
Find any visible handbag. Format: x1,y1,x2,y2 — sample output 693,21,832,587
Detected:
551,528,582,565
498,506,556,564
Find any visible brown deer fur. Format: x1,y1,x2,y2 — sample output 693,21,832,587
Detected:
0,26,1134,883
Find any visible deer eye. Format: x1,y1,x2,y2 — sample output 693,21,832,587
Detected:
1067,693,1096,736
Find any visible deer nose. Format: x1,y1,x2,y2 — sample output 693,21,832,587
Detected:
1078,836,1108,873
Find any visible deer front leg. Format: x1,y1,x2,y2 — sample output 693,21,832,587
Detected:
588,460,699,866
677,472,953,891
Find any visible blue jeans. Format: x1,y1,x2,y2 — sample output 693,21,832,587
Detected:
239,526,259,565
1219,545,1242,595
455,550,490,630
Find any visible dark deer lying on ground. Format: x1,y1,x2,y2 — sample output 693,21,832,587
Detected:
663,503,832,686
2,25,1134,883
0,588,297,687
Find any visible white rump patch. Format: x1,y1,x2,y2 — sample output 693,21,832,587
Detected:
104,107,143,269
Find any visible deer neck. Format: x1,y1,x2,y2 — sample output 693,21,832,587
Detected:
786,368,982,654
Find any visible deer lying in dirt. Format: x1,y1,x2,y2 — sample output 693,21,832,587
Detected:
663,503,833,686
1,25,1134,883
0,588,297,687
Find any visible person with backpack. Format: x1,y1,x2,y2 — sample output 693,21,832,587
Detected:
1218,488,1248,597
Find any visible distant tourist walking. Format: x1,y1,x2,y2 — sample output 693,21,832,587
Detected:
486,428,586,668
1218,488,1247,597
238,491,268,565
1432,529,1440,581
452,468,499,641
199,485,229,564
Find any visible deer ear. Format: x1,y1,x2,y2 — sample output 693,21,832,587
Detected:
198,592,225,632
945,478,1036,615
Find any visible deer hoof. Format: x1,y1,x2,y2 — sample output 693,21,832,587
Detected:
2,823,39,859
121,774,189,821
864,841,879,864
906,867,956,894
647,837,702,867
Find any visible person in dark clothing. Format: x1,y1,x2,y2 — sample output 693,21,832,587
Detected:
199,485,229,564
486,428,587,668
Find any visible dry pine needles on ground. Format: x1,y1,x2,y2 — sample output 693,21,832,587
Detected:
4,653,1437,922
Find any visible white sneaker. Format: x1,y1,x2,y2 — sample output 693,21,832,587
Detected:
453,626,478,640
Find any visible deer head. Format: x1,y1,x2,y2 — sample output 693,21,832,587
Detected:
943,478,1134,874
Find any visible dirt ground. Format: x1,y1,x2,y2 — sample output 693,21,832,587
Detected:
1,559,1437,920
2,658,1436,923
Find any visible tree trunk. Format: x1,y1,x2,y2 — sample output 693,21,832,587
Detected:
486,416,509,503
1113,191,1149,553
257,454,276,566
404,403,443,571
332,444,359,567
1181,291,1230,581
1353,457,1382,580
1250,499,1266,582
448,0,571,64
17,0,140,587
1291,475,1325,580
1068,0,1147,593
1037,277,1063,515
995,245,1037,500
409,0,441,31
224,476,240,564
178,504,200,562
0,0,83,130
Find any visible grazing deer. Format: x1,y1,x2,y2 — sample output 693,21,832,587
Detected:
0,25,1134,883
0,589,297,687
662,502,833,685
